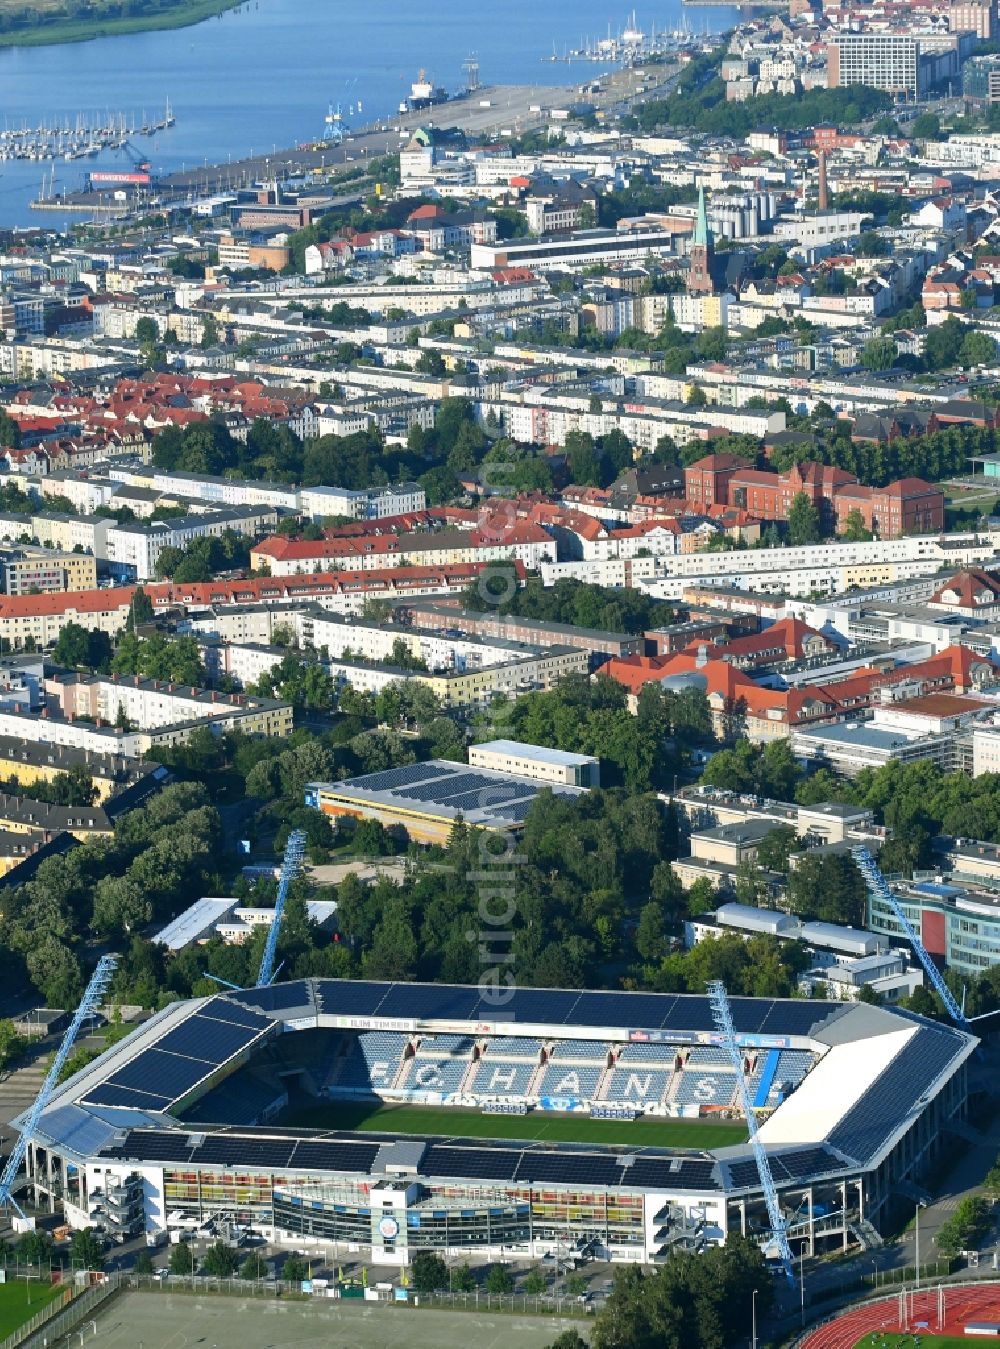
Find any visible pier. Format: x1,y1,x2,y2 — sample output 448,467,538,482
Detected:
30,63,681,215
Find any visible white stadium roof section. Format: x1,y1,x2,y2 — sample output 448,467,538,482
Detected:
757,1026,916,1147
153,898,239,951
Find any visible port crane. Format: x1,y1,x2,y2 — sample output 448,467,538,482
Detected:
707,978,795,1283
851,847,971,1030
0,955,118,1218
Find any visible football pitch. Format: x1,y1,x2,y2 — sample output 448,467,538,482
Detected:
0,1282,63,1337
854,1336,969,1347
290,1100,747,1149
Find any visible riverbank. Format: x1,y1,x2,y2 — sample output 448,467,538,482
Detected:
0,0,241,49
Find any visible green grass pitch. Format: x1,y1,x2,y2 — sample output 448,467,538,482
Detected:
290,1100,748,1149
0,1282,63,1337
854,1336,972,1347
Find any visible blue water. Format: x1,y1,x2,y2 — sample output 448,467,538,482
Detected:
0,0,739,227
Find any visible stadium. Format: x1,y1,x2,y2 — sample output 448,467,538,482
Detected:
17,979,976,1268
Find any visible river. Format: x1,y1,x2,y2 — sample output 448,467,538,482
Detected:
0,0,740,228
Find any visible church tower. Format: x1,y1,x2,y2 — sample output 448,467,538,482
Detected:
687,185,715,295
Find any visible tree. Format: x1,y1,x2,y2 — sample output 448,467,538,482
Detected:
69,1227,105,1271
911,112,941,140
169,1241,194,1275
694,326,727,361
686,384,707,407
755,825,798,874
961,330,997,367
282,1254,307,1283
787,853,866,926
134,1250,155,1275
937,1196,992,1257
134,316,158,345
841,507,872,542
484,1265,514,1294
787,491,821,546
17,1229,53,1268
524,1266,548,1295
860,335,898,372
130,588,154,625
411,1251,449,1292
240,1250,268,1279
452,1263,476,1292
548,1335,587,1349
201,1241,240,1278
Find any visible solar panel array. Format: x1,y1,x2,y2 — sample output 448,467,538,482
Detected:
100,1128,382,1174
336,762,583,827
83,1002,273,1113
311,980,836,1037
726,1146,846,1190
828,1026,963,1165
352,763,455,793
98,1121,725,1195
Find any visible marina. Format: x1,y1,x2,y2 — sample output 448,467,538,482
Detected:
0,103,174,162
0,0,739,227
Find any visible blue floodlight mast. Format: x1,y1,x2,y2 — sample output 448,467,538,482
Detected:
257,829,306,988
0,954,117,1217
706,978,795,1283
851,846,969,1030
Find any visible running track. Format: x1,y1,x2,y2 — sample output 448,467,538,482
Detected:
801,1284,1000,1348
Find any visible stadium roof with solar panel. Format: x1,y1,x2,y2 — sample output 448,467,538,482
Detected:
305,761,588,844
17,980,975,1265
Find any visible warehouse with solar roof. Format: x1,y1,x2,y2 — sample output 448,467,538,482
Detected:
14,979,975,1267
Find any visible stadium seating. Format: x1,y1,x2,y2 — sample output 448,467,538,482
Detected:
603,1067,672,1106
480,1037,543,1059
616,1043,677,1067
407,1056,471,1094
673,1071,737,1109
536,1063,604,1100
415,1034,477,1056
774,1050,815,1087
686,1046,735,1070
472,1059,535,1097
335,1032,409,1090
549,1039,612,1062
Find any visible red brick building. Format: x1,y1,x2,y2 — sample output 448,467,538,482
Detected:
832,479,945,537
683,453,752,509
683,454,945,539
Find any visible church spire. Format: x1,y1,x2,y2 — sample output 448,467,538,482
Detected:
694,184,709,248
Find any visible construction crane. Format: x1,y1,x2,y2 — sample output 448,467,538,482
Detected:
851,846,970,1030
0,955,117,1218
706,978,795,1283
257,829,306,989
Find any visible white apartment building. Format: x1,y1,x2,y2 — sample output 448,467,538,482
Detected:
469,739,600,788
298,483,426,522
106,507,277,580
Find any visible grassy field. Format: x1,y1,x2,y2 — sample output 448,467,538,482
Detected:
290,1100,747,1150
0,0,241,48
854,1336,971,1348
0,1282,64,1338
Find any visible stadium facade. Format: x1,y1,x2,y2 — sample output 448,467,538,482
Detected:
18,979,975,1267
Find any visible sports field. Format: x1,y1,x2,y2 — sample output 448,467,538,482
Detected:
854,1336,968,1347
88,1291,587,1348
0,1281,63,1337
290,1100,747,1149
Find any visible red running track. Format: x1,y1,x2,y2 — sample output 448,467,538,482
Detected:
801,1285,1000,1348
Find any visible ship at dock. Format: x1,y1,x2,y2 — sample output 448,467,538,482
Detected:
399,69,449,115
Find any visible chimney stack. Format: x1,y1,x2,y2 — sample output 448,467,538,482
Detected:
817,150,829,213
